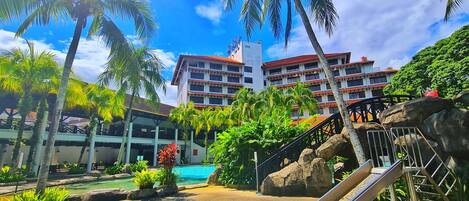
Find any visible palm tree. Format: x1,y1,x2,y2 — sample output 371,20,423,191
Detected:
77,84,125,172
231,88,259,123
169,102,197,164
0,0,155,193
286,82,318,122
0,41,59,170
99,46,166,164
445,0,464,20
191,108,215,162
225,0,367,164
257,86,289,117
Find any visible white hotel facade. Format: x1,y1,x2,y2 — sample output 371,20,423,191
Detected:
171,41,397,117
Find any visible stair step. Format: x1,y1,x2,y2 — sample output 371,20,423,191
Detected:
416,190,441,197
415,182,433,187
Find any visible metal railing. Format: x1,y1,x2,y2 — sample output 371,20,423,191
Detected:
256,95,413,188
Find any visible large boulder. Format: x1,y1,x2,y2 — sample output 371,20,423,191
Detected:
341,122,382,157
298,148,316,167
379,97,453,128
81,189,128,201
393,134,440,164
454,90,469,106
127,188,157,200
315,134,348,161
304,158,332,197
207,166,222,186
421,108,469,160
260,162,305,196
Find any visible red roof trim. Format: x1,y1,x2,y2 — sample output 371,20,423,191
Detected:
263,52,351,69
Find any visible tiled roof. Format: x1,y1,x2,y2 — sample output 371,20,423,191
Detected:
125,95,174,116
171,55,243,85
263,52,351,69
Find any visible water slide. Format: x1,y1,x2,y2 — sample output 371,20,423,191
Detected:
319,159,403,201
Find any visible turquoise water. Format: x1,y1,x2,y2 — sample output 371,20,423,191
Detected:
65,165,215,194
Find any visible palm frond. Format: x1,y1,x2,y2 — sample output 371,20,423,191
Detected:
309,0,338,36
240,0,263,39
285,0,292,47
445,0,463,21
15,0,70,36
263,0,283,39
223,0,237,10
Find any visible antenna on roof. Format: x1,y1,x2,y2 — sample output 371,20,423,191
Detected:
227,37,242,55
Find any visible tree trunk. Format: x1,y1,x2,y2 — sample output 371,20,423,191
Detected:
0,143,8,169
116,92,135,164
36,15,86,194
86,117,98,173
204,131,208,162
77,115,96,164
294,0,367,165
12,87,32,169
26,98,47,173
33,107,48,176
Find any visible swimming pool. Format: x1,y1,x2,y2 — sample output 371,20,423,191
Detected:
65,165,215,194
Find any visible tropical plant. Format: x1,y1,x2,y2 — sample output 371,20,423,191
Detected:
76,84,125,174
231,88,259,123
155,168,177,186
286,82,318,121
157,143,178,186
224,0,367,165
104,163,125,175
129,160,149,173
13,187,69,201
99,45,166,164
0,165,25,183
64,163,85,175
384,25,469,99
191,108,215,162
210,111,307,185
169,102,197,163
0,40,59,170
0,0,156,193
445,0,465,20
134,169,158,189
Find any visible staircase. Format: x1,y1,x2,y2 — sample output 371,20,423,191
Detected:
255,95,413,189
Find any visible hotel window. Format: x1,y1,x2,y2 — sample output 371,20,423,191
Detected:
271,79,283,85
269,68,281,75
287,76,300,83
304,62,318,69
286,65,299,72
345,67,362,75
244,77,253,83
210,74,222,81
370,76,387,84
305,73,319,80
349,91,366,99
372,89,384,97
227,98,234,105
190,72,204,79
244,66,253,73
329,107,338,114
209,86,222,93
327,95,335,102
189,61,204,68
308,84,321,91
333,70,340,77
341,58,346,64
210,63,223,70
228,76,240,83
326,82,341,89
228,87,239,94
291,110,299,118
227,65,240,72
189,96,204,104
347,79,364,87
190,84,204,91
264,81,266,86
315,96,322,102
328,59,338,65
318,108,324,114
209,97,223,105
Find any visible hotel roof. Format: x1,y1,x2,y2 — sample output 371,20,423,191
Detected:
263,52,351,69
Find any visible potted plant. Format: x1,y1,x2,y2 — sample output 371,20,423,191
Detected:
156,143,178,196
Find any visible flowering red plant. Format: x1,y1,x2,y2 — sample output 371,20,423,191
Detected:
158,143,177,170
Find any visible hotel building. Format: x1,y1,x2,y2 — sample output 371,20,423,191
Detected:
171,41,397,117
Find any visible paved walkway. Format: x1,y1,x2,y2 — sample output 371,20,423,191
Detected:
159,186,316,201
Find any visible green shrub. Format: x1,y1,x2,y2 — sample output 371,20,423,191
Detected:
13,187,69,201
0,166,26,183
155,169,177,186
134,169,157,189
210,111,307,185
104,163,124,175
65,163,85,175
129,160,149,173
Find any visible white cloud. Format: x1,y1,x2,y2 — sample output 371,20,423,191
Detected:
266,0,469,69
195,0,223,25
0,29,178,106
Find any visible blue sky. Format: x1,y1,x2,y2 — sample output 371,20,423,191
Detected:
0,0,468,105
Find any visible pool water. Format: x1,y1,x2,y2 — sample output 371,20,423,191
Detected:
65,165,215,194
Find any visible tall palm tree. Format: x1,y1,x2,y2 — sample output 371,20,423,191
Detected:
99,46,166,164
286,82,318,122
77,84,125,172
0,0,156,193
445,0,464,20
231,88,259,123
191,108,214,162
257,86,289,116
225,0,367,164
169,102,197,164
0,41,58,170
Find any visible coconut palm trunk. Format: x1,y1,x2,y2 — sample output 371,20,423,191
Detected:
26,98,47,173
36,15,86,194
116,92,135,164
11,87,32,169
293,0,366,164
77,115,97,164
86,117,98,173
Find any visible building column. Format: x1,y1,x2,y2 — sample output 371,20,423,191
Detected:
125,122,133,164
174,128,180,164
153,125,160,167
190,130,194,163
